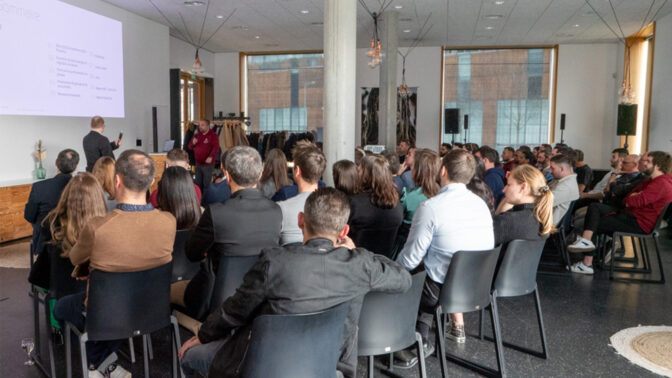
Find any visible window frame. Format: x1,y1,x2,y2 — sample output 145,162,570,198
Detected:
438,45,559,150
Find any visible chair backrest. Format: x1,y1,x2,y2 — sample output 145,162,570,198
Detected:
559,200,576,232
171,230,200,283
351,227,399,259
86,263,172,341
438,246,501,314
494,238,547,298
241,301,350,378
357,271,426,356
652,202,672,234
208,255,260,313
48,245,86,299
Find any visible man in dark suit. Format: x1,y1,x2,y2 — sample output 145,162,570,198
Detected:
83,115,121,172
178,187,412,378
24,149,80,254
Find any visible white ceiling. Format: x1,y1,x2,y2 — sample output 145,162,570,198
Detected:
101,0,672,53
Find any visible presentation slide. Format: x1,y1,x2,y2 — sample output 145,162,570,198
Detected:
0,0,124,117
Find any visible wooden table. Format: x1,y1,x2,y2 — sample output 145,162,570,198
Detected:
0,181,33,243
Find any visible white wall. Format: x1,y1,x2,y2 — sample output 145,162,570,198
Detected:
649,12,672,153
169,36,215,77
0,0,169,183
554,44,621,168
213,52,240,116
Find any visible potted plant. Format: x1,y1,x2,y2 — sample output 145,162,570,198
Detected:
33,140,47,179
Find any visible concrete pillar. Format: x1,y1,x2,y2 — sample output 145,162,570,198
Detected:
323,0,357,186
378,11,399,151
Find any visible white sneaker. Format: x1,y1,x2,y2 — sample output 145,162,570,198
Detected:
570,262,594,275
568,237,596,253
88,369,105,378
106,363,132,378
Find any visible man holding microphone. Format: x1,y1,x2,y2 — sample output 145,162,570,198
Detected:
188,119,219,192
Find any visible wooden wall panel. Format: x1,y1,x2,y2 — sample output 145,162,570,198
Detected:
0,185,32,243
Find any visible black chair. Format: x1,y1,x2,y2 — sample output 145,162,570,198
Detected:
479,239,549,361
434,247,504,378
171,230,200,283
241,301,351,378
358,271,427,378
540,200,576,273
64,263,182,378
208,255,260,314
605,202,671,284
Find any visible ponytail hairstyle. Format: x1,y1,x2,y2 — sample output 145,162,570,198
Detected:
509,164,556,236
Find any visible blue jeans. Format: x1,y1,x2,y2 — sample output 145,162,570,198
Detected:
181,339,227,378
53,292,123,368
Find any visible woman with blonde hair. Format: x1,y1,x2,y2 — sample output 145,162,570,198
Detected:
91,156,117,212
259,148,290,198
494,164,555,246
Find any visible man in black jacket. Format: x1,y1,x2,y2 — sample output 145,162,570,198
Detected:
178,188,412,378
83,115,121,172
24,149,79,255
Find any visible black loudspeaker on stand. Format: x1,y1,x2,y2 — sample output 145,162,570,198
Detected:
617,104,637,151
444,108,460,144
152,106,158,153
559,113,566,144
464,114,469,144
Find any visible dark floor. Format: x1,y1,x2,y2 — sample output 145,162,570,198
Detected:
2,233,671,378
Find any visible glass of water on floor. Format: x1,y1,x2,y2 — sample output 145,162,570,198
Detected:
21,338,35,366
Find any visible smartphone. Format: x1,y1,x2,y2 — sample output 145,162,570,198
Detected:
118,132,123,140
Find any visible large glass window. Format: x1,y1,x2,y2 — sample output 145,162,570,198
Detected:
243,53,324,133
441,48,555,151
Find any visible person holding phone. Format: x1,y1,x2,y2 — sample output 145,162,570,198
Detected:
188,119,219,192
83,115,122,172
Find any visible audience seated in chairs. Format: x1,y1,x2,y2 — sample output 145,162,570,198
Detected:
494,164,556,246
177,188,412,378
91,156,117,212
53,149,176,377
171,146,282,319
149,148,201,207
478,146,506,207
548,154,580,225
601,154,645,208
568,151,672,275
574,149,593,193
347,155,403,258
574,148,629,210
24,149,80,256
277,141,326,246
395,149,494,365
258,148,290,199
332,159,359,196
392,149,441,260
28,173,107,291
202,150,232,206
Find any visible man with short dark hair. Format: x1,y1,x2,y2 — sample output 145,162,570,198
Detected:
501,146,516,172
24,149,80,255
397,147,417,191
569,151,672,274
188,119,219,193
178,188,412,378
479,146,505,206
397,149,494,353
202,150,232,205
574,149,593,193
549,154,580,225
83,115,121,172
54,149,176,377
149,148,202,207
382,150,404,192
440,143,451,157
277,141,326,246
397,139,411,164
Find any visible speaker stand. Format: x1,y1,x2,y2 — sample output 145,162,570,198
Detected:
623,133,629,151
560,129,565,144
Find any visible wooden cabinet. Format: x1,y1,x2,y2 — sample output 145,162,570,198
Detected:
0,184,32,243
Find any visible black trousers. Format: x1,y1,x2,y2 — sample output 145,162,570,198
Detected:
583,202,644,256
194,165,214,193
416,276,442,342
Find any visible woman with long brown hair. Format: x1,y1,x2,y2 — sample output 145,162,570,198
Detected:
332,159,359,195
347,155,403,258
91,156,117,212
494,164,555,246
259,148,290,198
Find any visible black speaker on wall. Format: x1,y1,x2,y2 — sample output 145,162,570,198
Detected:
444,108,460,134
617,104,638,136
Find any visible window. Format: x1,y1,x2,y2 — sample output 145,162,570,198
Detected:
180,72,204,146
441,48,556,152
242,53,324,133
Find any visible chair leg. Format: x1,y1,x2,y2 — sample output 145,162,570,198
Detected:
128,337,136,363
32,288,41,356
43,296,56,378
65,323,72,378
415,332,427,378
534,288,549,359
79,336,88,378
171,316,184,378
490,293,506,377
479,308,485,340
146,334,154,360
142,333,150,378
368,355,374,378
435,307,448,378
653,236,666,284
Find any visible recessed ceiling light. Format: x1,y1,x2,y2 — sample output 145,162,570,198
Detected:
255,35,260,39
495,1,504,4
403,29,411,33
573,24,580,27
394,5,403,9
216,15,224,19
183,1,205,6
484,14,503,19
486,26,494,30
300,10,309,14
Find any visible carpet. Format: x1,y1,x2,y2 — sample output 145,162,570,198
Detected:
610,325,672,377
0,241,30,269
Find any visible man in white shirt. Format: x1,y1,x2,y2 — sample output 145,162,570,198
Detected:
578,148,629,203
548,154,580,225
396,149,494,357
277,141,326,246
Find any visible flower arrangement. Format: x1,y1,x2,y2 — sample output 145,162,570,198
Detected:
33,140,47,179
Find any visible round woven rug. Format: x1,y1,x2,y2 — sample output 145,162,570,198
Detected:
610,326,672,377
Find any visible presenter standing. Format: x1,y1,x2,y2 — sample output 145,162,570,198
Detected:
83,116,121,172
188,119,219,192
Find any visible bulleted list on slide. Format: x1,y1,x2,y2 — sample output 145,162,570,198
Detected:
0,0,125,117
